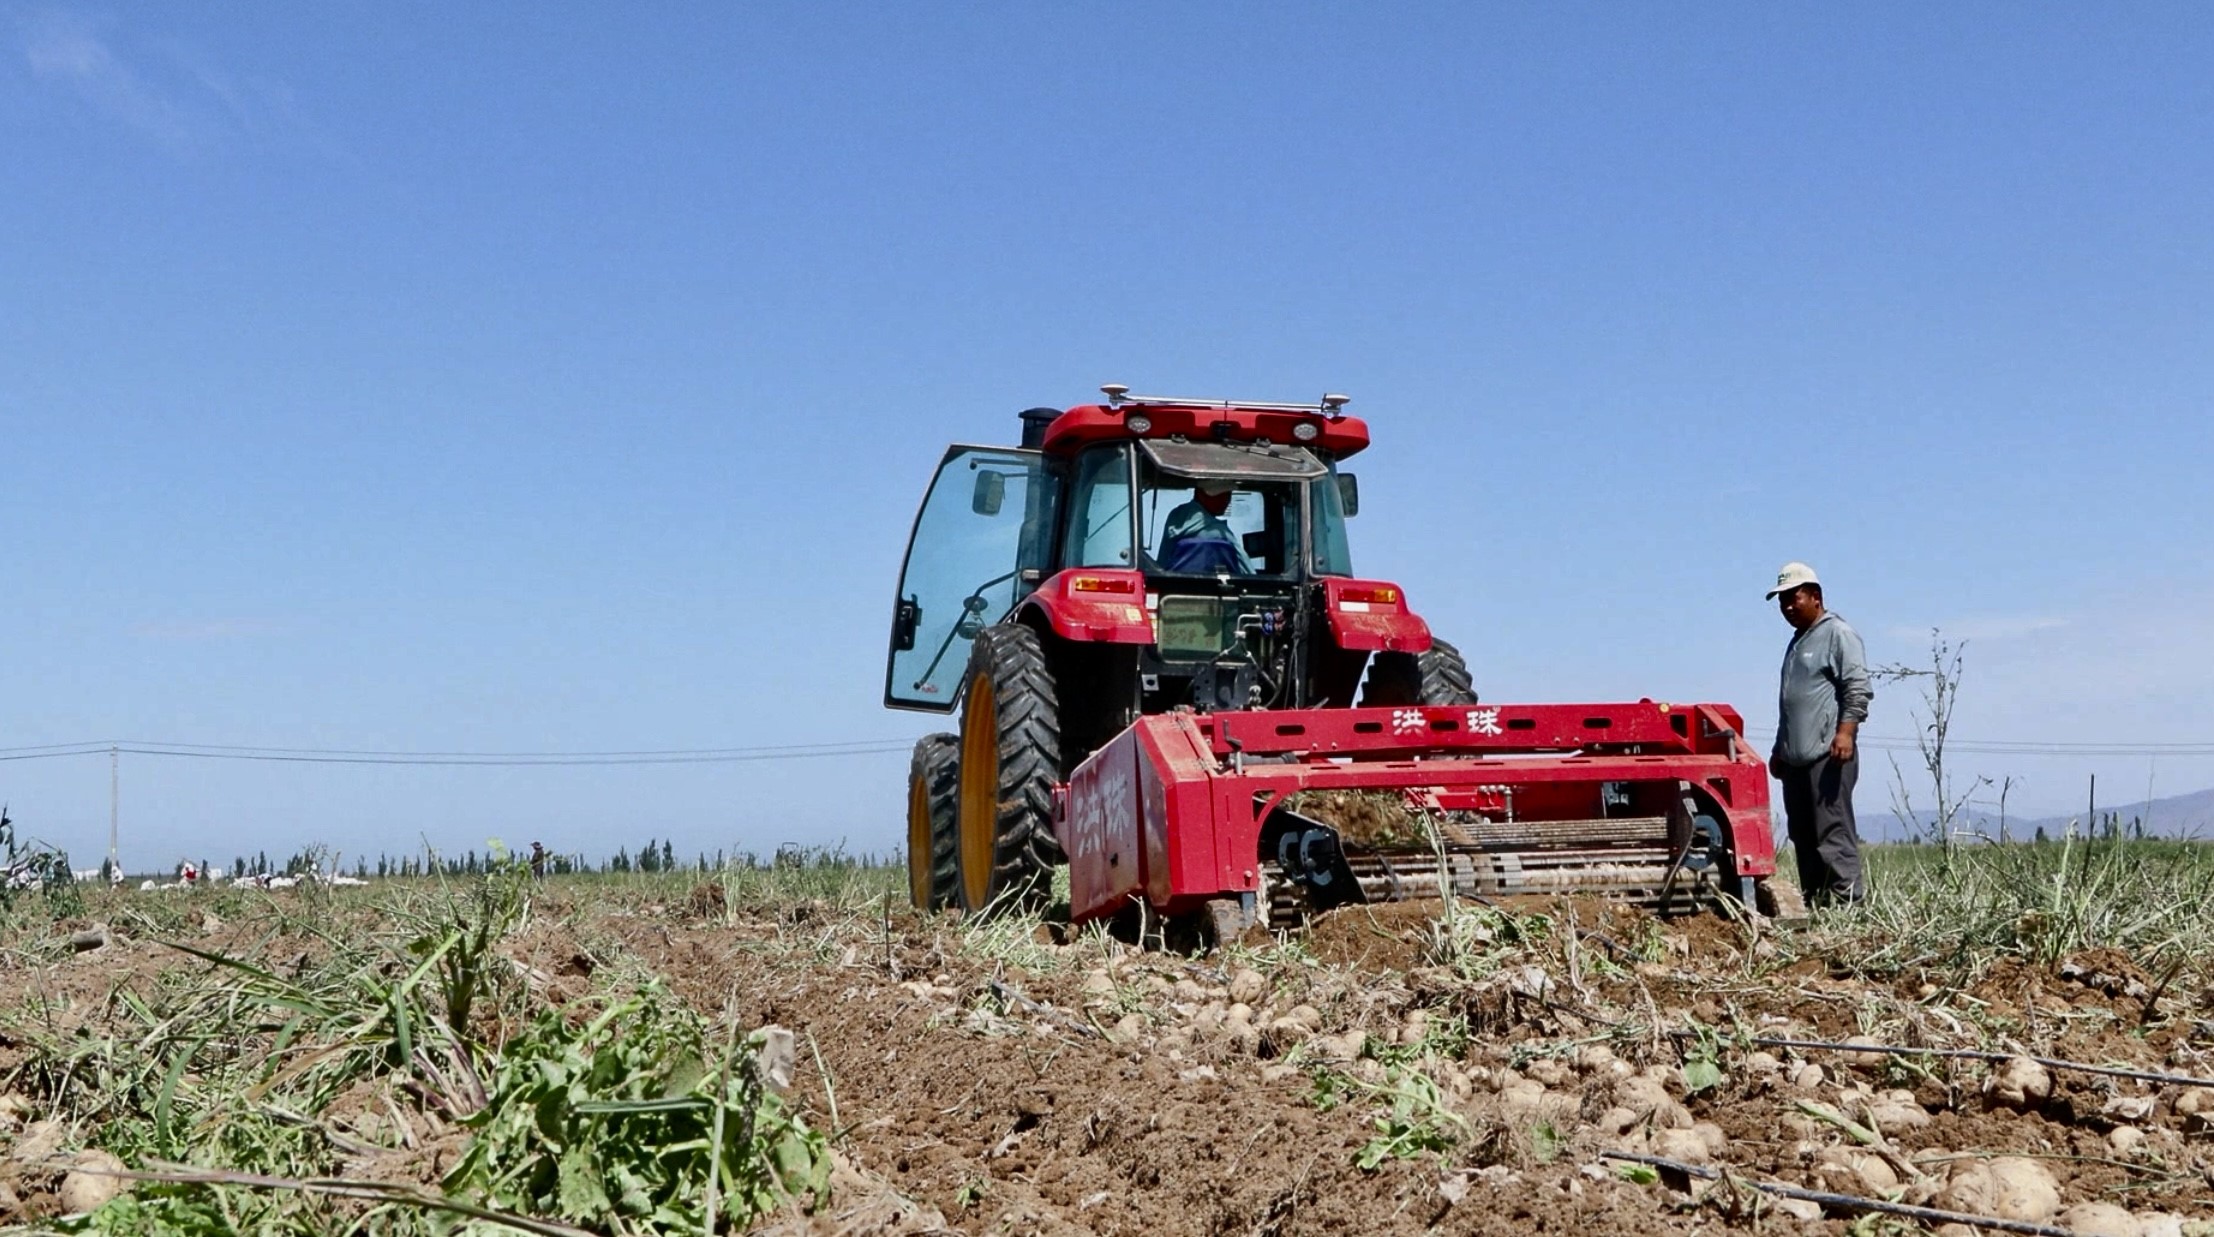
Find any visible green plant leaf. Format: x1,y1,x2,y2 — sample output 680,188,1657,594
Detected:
1682,1059,1723,1094
556,1145,611,1219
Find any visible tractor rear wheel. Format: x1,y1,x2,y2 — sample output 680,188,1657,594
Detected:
1359,637,1478,707
906,733,959,910
956,624,1063,913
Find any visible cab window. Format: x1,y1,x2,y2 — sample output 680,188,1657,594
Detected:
1060,445,1136,569
1137,461,1298,578
1310,466,1354,576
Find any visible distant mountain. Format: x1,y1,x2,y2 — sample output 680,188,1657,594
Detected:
1853,786,2214,843
2014,786,2214,841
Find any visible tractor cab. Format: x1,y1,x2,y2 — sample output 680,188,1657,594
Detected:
885,389,1412,725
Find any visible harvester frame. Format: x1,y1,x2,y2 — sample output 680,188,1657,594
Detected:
1063,700,1775,934
887,387,1778,936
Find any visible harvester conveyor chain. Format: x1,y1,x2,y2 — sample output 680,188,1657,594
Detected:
1437,814,1670,849
1262,843,1724,925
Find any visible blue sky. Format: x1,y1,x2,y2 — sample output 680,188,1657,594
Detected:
4,3,2211,870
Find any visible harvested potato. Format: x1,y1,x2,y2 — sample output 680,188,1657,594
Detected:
1814,1147,1899,1195
1935,1156,2060,1223
58,1149,127,1215
1650,1124,1722,1164
1985,1056,2052,1110
2055,1202,2141,1237
1864,1093,1933,1130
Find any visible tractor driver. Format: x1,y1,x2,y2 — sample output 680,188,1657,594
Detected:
1158,478,1251,575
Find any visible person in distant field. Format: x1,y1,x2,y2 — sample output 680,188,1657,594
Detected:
1767,562,1874,907
1158,479,1251,574
530,841,548,881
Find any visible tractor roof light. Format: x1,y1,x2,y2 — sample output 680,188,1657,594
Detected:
1290,420,1320,442
1124,414,1152,433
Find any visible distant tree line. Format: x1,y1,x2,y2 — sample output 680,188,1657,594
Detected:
337,839,884,878
34,838,888,884
1887,812,2155,847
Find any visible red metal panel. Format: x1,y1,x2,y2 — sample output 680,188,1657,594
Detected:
1202,701,1748,759
1135,714,1227,908
1020,569,1154,644
1142,730,1177,907
1062,728,1145,921
1319,578,1432,652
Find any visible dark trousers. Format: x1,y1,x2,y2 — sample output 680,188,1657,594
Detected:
1777,755,1864,905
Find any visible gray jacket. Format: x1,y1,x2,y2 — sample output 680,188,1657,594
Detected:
1773,612,1873,768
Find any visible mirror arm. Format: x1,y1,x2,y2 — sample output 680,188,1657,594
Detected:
909,569,1022,689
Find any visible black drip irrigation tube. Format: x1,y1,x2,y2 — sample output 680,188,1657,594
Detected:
1742,1035,2214,1090
1597,1150,2080,1237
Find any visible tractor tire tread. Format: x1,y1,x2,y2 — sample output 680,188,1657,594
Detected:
1359,637,1479,707
964,624,1064,911
909,733,960,910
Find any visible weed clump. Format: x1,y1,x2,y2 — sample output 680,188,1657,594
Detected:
447,987,827,1230
1813,836,2214,984
0,854,834,1234
0,807,82,921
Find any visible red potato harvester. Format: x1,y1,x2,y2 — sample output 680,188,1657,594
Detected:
886,386,1782,941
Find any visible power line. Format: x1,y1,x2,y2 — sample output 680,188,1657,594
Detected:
0,737,916,758
112,738,915,758
0,741,120,758
6,730,2212,768
115,744,914,767
0,739,915,767
0,746,114,763
1876,741,2214,756
1741,730,2214,758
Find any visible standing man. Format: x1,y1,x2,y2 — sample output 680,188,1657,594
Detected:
1766,562,1874,907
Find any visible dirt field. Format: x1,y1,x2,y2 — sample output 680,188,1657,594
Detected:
4,865,2214,1234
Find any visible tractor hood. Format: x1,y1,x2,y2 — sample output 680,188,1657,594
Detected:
1139,439,1328,484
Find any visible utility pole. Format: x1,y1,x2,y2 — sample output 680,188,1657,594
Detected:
109,744,119,873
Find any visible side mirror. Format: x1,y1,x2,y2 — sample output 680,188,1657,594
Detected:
891,597,921,651
955,593,990,639
972,470,1006,516
1336,472,1360,517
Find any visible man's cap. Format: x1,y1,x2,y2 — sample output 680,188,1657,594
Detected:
1196,478,1235,496
1765,561,1820,599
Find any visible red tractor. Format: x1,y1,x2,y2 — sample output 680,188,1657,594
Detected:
888,388,1779,935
